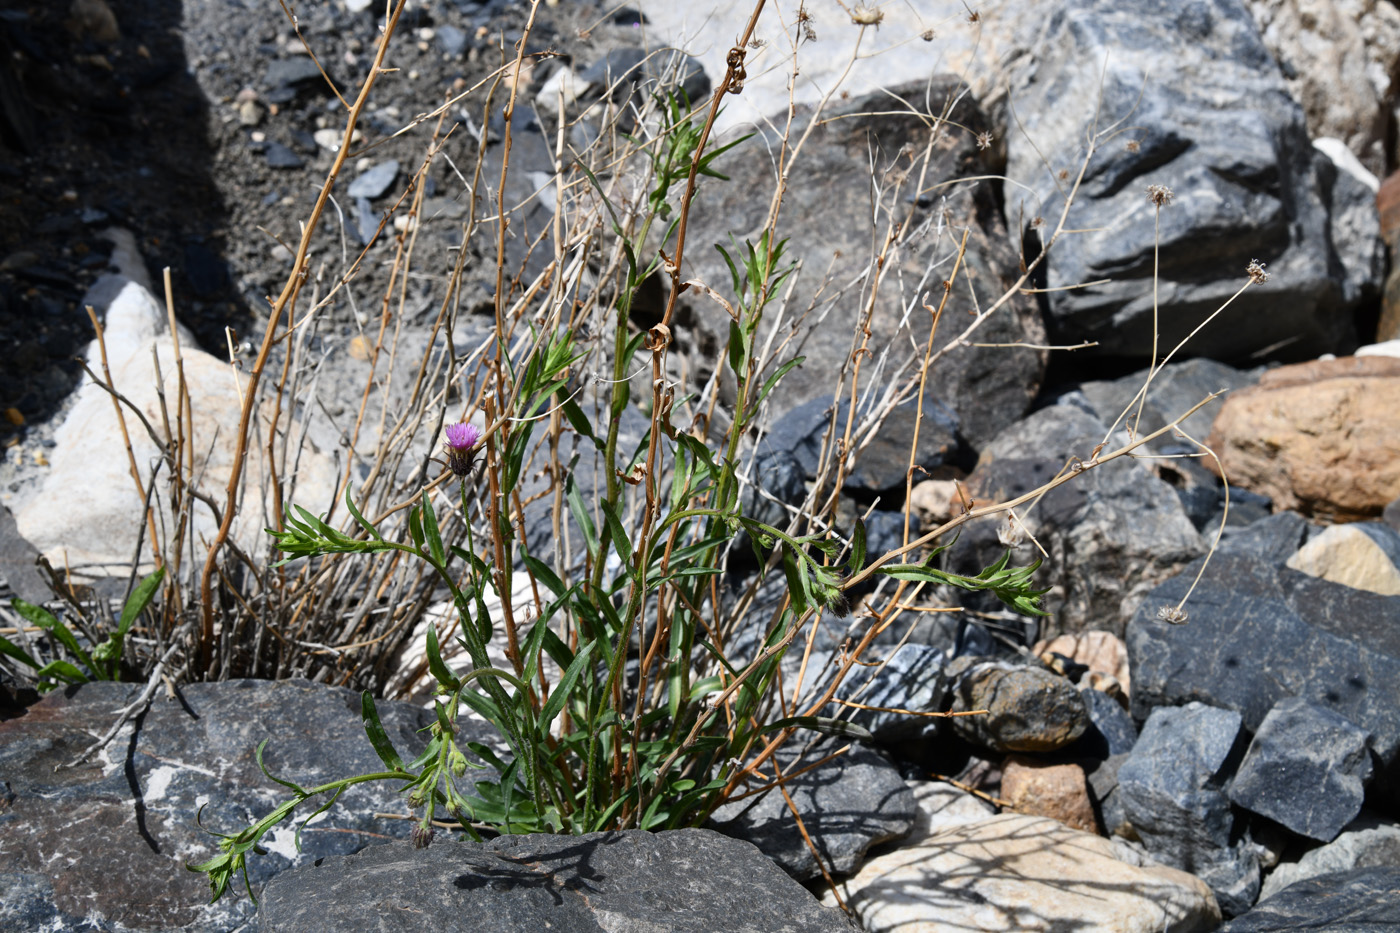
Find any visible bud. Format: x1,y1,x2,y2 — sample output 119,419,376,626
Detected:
408,788,427,808
450,749,468,777
411,823,435,849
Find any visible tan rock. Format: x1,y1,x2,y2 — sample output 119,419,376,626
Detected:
1206,357,1400,521
1001,756,1099,834
824,813,1220,933
905,780,997,842
1286,523,1400,595
1033,630,1131,698
67,0,120,44
908,479,960,526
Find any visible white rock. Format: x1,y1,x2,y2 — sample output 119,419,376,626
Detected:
535,66,583,115
1314,137,1380,193
1357,339,1400,358
904,779,996,841
1260,810,1400,900
1286,522,1400,596
15,273,335,579
823,813,1220,933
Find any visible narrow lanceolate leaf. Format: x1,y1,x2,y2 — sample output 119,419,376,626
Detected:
255,738,308,795
760,716,875,743
425,624,461,691
537,641,595,736
420,491,445,566
0,632,39,670
118,566,165,640
361,691,406,772
344,485,383,540
13,600,93,670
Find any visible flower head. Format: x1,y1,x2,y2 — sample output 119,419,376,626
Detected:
443,421,484,477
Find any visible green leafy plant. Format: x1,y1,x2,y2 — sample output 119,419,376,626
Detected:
1,567,165,690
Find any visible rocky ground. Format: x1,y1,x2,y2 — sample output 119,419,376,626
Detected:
5,0,1400,931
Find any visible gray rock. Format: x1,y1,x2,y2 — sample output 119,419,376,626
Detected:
1086,752,1131,838
347,159,400,200
264,57,325,91
948,656,1088,753
711,740,916,881
0,502,48,603
581,47,709,107
264,141,304,169
958,403,1204,635
739,448,806,533
1260,811,1400,901
1315,142,1386,308
679,77,1045,449
1229,697,1373,842
1384,495,1400,533
1002,0,1357,361
435,23,467,58
1074,357,1262,453
1118,702,1258,915
258,829,859,932
1076,685,1138,758
0,679,470,933
1220,866,1400,931
1127,551,1400,795
833,643,947,744
1219,510,1319,563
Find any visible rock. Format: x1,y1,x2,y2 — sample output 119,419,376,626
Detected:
258,829,857,933
1127,551,1400,789
1219,510,1319,563
12,274,335,578
1286,521,1400,596
264,56,325,92
1118,702,1259,915
739,448,806,534
1220,866,1400,931
434,23,466,58
1360,338,1400,357
948,656,1089,753
758,390,969,498
1001,756,1098,833
711,740,916,881
1260,811,1400,900
265,140,304,169
66,0,120,44
0,503,47,603
1228,697,1373,843
579,47,708,108
0,679,458,933
826,813,1220,933
909,479,960,527
833,643,948,744
237,99,262,126
679,76,1045,448
960,404,1204,635
1244,1,1400,176
1077,685,1139,758
904,779,997,841
347,159,399,199
1314,138,1386,307
1389,495,1400,532
1033,630,1131,695
1088,752,1133,838
1206,357,1400,521
1002,0,1357,361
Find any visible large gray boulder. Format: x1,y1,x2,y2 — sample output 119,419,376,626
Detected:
1127,551,1400,798
678,76,1046,450
1001,0,1364,361
256,829,858,932
1219,866,1400,931
0,680,459,933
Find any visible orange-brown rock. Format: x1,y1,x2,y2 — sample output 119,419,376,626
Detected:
1001,756,1100,835
1206,357,1400,521
1033,631,1131,699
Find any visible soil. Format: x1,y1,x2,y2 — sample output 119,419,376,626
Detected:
0,0,657,488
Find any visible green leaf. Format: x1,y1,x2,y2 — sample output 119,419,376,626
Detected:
344,485,383,540
13,600,93,671
752,357,804,410
565,475,599,559
420,492,446,566
425,624,461,691
0,632,39,670
538,641,596,735
600,500,632,567
117,566,165,641
759,715,875,742
34,658,89,686
408,505,426,552
851,518,868,574
361,691,407,772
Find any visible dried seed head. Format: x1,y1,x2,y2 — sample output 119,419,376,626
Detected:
997,515,1026,549
851,3,884,26
975,131,994,151
922,28,936,41
1156,605,1189,625
1125,139,1141,153
1247,259,1270,284
1146,184,1174,207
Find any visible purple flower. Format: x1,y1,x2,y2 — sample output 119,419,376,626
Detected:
443,421,484,477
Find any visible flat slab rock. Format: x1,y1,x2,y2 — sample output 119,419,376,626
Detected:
257,829,858,933
824,813,1220,933
1219,866,1400,931
0,679,461,933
